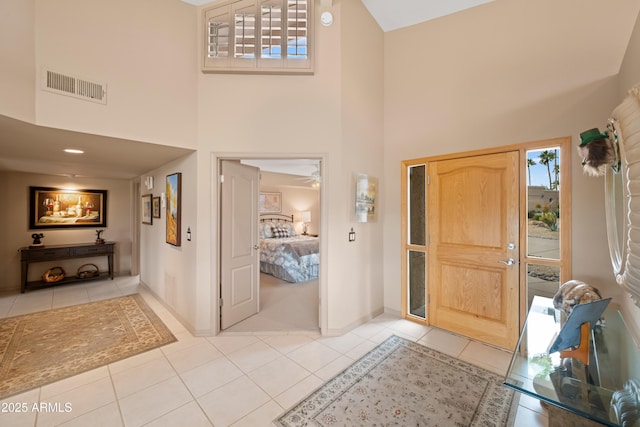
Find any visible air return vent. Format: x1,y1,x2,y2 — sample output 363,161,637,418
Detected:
42,68,107,105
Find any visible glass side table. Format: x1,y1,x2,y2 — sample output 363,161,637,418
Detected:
504,296,640,427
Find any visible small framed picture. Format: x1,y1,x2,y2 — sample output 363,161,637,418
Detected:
352,173,378,223
141,194,152,225
152,196,161,218
259,192,282,213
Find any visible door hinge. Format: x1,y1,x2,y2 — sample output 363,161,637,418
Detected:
427,175,430,185
219,174,224,183
219,298,223,307
427,294,430,304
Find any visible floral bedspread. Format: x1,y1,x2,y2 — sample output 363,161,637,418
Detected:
260,236,319,283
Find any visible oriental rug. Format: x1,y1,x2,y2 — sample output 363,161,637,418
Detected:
0,294,176,399
275,335,518,427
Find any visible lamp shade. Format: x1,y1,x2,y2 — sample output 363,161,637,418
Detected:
300,211,311,223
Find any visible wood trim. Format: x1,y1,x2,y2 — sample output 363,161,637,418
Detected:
401,136,572,336
518,137,572,329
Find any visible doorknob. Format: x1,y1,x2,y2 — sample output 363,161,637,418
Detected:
499,258,516,266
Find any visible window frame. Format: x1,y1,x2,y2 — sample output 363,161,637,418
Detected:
203,0,314,74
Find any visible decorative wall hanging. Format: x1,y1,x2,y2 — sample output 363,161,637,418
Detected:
152,196,161,219
352,173,378,223
166,173,182,246
30,187,107,229
141,194,152,225
259,192,282,213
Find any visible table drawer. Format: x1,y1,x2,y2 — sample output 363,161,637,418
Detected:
25,248,71,261
72,245,112,256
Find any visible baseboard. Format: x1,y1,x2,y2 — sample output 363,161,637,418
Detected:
138,280,208,336
323,306,386,336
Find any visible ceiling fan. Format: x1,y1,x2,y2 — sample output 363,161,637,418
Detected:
295,164,321,188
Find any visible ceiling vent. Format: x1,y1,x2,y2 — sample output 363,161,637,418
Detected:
42,68,107,105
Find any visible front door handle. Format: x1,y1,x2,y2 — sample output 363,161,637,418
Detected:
499,258,515,266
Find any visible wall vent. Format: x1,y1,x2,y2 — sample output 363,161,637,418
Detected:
42,68,107,105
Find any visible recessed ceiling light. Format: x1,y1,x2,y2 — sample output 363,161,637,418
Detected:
64,149,84,154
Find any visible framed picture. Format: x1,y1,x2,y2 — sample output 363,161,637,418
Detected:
152,196,161,218
259,192,281,213
352,173,378,223
29,187,107,229
141,194,152,225
166,172,182,246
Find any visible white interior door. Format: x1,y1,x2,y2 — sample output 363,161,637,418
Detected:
220,160,260,329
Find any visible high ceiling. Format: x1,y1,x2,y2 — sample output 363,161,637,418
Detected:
182,0,494,32
1,0,638,180
359,0,494,32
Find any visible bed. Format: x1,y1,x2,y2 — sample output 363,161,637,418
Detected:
259,214,319,283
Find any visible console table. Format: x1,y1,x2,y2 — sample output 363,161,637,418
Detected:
504,296,640,426
19,242,115,293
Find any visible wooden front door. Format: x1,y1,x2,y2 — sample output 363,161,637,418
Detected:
428,151,520,349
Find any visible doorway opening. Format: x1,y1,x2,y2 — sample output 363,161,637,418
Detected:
219,157,323,333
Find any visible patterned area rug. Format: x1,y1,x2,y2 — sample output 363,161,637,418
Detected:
275,335,518,427
0,294,176,399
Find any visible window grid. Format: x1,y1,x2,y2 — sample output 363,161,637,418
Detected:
287,0,307,58
261,5,282,58
208,21,230,58
234,13,256,58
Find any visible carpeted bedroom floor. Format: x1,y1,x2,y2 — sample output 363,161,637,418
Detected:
224,273,319,333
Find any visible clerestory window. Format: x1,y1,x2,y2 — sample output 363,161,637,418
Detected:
203,0,313,74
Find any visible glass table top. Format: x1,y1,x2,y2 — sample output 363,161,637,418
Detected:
504,296,640,427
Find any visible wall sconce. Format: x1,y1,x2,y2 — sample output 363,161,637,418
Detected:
300,211,311,235
187,227,192,241
144,176,154,190
349,227,356,242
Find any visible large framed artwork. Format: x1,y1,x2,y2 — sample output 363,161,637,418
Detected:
166,173,182,246
259,192,281,213
30,187,107,229
352,173,378,223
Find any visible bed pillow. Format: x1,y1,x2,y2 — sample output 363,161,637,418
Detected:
271,224,290,238
260,222,274,239
283,222,297,236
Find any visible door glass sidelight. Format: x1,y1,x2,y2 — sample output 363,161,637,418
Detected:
526,263,560,310
407,164,426,320
526,148,560,259
408,250,426,319
409,165,426,246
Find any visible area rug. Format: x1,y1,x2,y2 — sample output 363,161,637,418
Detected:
0,294,176,399
275,335,518,427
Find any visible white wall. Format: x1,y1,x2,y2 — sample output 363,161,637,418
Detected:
32,0,198,149
0,0,35,122
198,1,385,334
0,171,133,292
138,153,198,332
382,1,632,315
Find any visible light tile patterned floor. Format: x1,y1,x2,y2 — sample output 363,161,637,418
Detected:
0,277,548,426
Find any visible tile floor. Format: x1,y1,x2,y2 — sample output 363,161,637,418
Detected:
0,277,549,426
